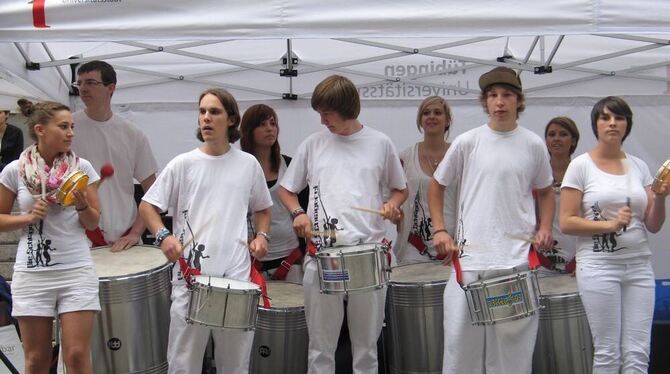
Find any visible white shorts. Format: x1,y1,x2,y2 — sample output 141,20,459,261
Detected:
11,266,100,317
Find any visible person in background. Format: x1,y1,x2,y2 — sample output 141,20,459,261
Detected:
240,103,308,283
0,99,100,373
560,96,668,373
0,105,24,171
394,96,457,264
72,60,157,250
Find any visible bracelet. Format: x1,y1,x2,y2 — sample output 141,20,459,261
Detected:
154,227,171,246
291,207,306,219
256,231,271,243
433,229,448,236
75,205,89,212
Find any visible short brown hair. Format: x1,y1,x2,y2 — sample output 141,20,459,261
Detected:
311,75,360,120
545,116,580,155
590,96,633,143
478,84,526,118
416,96,453,135
17,98,70,141
240,104,281,173
196,88,241,143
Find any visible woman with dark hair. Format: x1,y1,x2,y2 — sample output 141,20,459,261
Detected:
240,104,306,282
0,99,100,373
560,96,668,373
539,116,580,274
394,96,456,264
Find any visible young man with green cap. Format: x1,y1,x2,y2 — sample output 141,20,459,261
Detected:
428,66,555,373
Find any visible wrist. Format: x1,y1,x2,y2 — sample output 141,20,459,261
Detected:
154,227,171,246
75,204,89,212
256,231,271,243
291,207,306,220
433,228,448,236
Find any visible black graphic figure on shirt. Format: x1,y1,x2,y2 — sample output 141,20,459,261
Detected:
590,201,626,253
190,244,210,270
412,192,433,241
313,185,342,248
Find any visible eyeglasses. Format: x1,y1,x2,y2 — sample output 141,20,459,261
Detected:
72,79,107,88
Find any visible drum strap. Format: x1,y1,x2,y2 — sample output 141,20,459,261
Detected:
250,264,271,308
270,247,303,281
407,233,446,260
307,241,318,257
534,250,577,274
178,257,201,286
85,226,132,248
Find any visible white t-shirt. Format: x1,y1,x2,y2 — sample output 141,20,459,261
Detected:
0,159,99,272
434,124,553,270
250,156,300,260
142,147,272,282
561,153,653,263
394,143,458,263
72,111,158,242
280,126,407,248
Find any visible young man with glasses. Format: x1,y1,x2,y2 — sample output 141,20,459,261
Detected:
72,60,157,251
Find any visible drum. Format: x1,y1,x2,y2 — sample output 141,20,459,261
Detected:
55,169,88,206
250,282,308,374
186,275,260,330
652,159,670,194
385,262,451,374
463,269,542,325
316,243,389,294
91,245,171,374
532,275,593,374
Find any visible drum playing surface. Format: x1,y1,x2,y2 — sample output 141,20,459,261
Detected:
265,281,304,308
538,274,578,296
92,245,167,278
390,262,451,283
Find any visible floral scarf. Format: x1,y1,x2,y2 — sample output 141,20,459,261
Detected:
18,144,80,204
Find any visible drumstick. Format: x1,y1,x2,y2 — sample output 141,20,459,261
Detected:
505,233,538,245
350,205,384,215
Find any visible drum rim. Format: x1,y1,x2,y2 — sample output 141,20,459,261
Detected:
93,245,170,280
56,170,88,206
465,269,536,289
191,276,261,293
317,243,380,257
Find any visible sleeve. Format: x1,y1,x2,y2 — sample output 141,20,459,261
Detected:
531,140,553,189
0,161,19,193
383,139,407,191
433,137,463,188
132,130,158,183
279,139,309,193
79,159,100,185
633,156,654,187
282,154,309,210
561,155,586,192
141,159,177,213
249,161,273,212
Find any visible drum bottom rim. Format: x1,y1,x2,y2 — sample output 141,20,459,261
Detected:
185,318,257,331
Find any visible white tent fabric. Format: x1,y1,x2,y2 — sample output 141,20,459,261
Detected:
0,1,669,276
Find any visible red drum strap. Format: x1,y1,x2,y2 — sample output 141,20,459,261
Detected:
250,262,271,308
271,247,303,281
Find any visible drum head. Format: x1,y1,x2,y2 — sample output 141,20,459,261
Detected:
320,243,379,255
92,245,167,278
538,274,578,296
266,281,304,308
57,171,89,206
391,262,451,284
194,276,260,291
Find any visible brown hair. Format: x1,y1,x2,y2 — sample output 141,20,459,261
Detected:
590,96,633,143
416,96,453,136
17,98,70,141
478,84,526,118
196,88,241,143
311,75,360,120
240,104,281,173
544,116,580,155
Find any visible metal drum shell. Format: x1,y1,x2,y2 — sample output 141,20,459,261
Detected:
316,244,389,294
92,254,172,374
532,276,593,374
385,265,448,374
464,270,542,326
652,160,670,193
251,282,308,374
55,170,89,206
186,279,260,330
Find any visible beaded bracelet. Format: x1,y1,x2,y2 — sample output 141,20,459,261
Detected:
291,207,306,219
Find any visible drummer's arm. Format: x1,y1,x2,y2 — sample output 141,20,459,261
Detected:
72,184,100,230
644,184,668,233
534,185,554,250
279,186,311,238
113,174,157,251
249,208,271,259
139,200,181,262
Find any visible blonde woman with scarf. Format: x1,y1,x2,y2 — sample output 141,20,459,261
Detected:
0,99,100,373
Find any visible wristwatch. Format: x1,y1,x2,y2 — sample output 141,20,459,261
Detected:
256,231,271,243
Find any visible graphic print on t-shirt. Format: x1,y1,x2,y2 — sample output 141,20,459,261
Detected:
411,191,433,242
177,210,209,279
590,201,627,253
25,222,61,268
455,203,470,259
312,185,341,248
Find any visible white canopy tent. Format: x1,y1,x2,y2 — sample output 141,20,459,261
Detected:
1,0,670,278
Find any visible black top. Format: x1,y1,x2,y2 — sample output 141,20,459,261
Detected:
0,124,24,171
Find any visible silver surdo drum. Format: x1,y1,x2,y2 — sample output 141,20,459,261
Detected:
316,243,390,294
250,281,308,374
186,275,261,330
385,262,452,374
92,245,171,374
532,275,593,374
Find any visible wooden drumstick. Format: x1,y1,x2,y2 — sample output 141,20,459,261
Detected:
505,233,539,246
350,205,384,215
